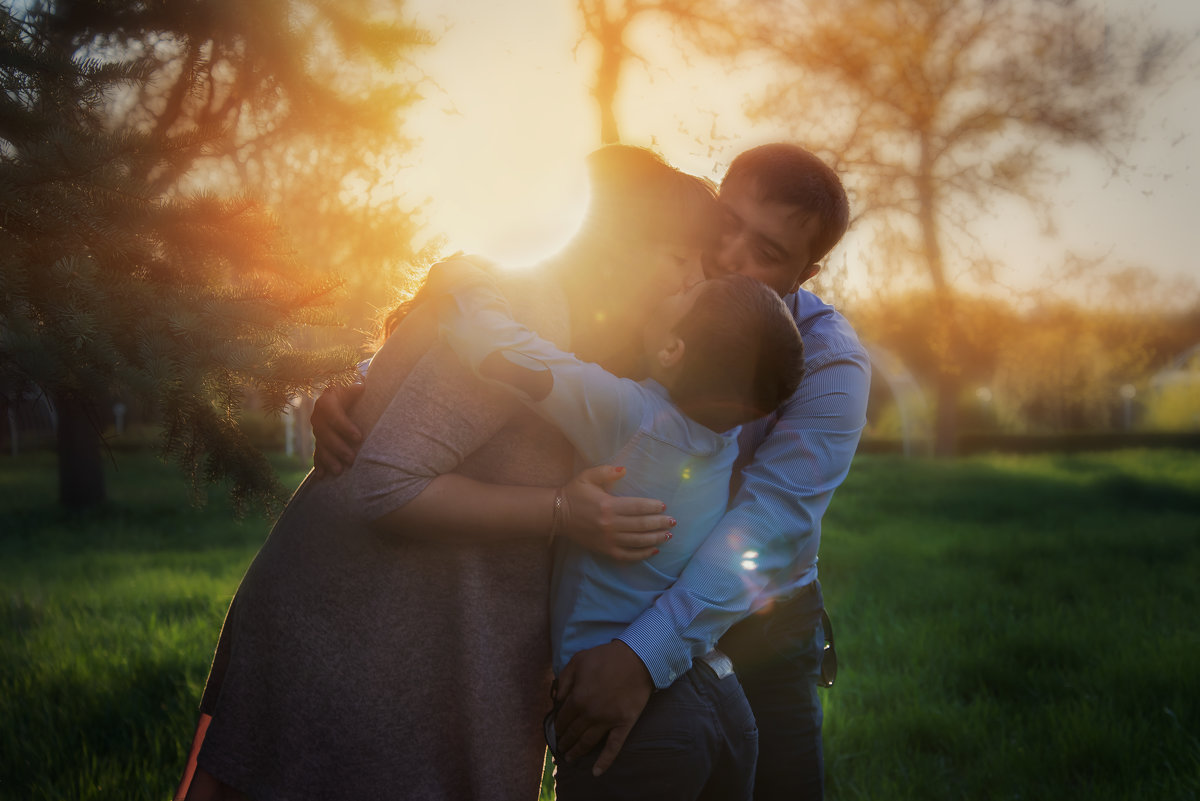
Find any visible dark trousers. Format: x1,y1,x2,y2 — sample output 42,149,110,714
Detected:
554,660,758,801
719,581,826,801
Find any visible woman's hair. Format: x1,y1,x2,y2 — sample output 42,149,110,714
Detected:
572,145,720,253
671,274,805,431
379,254,493,341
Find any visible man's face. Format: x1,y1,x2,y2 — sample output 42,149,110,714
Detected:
704,178,821,296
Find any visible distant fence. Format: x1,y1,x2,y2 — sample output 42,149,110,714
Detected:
859,431,1200,456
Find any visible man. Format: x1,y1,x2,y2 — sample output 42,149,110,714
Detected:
313,143,870,800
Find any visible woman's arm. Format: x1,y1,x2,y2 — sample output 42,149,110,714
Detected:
348,260,669,556
313,373,672,556
374,468,672,560
373,473,554,541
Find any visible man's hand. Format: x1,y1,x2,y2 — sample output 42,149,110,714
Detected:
561,465,674,562
312,382,365,478
554,640,654,776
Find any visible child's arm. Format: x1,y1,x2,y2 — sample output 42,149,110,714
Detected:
431,262,645,465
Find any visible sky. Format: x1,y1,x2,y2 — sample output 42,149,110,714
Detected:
390,0,1199,304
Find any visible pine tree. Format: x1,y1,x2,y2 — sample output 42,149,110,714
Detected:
46,0,435,339
0,6,360,510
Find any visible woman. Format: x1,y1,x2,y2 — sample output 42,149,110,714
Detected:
181,145,718,801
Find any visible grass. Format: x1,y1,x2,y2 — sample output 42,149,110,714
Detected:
818,451,1200,800
1,449,1198,800
0,452,308,801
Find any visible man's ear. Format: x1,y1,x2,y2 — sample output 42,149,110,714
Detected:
791,262,822,293
655,336,686,371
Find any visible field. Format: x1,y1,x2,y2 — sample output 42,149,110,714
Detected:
1,450,1198,800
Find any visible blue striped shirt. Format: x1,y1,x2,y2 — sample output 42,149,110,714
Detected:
436,273,743,674
617,288,871,688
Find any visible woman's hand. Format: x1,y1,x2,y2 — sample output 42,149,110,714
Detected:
559,465,674,561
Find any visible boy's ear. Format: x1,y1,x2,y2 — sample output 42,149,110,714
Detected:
656,336,686,371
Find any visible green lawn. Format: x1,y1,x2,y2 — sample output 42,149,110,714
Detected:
1,450,1198,800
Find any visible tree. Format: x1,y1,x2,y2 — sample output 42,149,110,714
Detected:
576,0,736,143
62,0,437,469
854,285,1200,437
992,271,1200,433
736,0,1184,454
0,6,372,510
48,0,433,337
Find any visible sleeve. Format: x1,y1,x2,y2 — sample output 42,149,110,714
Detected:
436,272,645,466
616,341,871,688
351,338,526,523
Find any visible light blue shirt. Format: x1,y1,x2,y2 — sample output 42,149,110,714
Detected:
617,288,871,688
437,276,741,675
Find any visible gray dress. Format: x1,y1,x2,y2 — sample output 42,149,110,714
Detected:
197,269,574,801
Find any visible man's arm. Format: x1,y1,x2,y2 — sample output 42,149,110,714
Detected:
312,382,364,479
555,338,871,772
618,346,870,681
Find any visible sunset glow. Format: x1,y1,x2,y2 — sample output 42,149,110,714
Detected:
4,2,1196,794
397,0,1199,295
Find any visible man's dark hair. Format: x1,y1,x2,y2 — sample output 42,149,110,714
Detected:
722,143,850,265
672,274,805,431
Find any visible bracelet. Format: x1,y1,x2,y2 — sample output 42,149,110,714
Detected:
550,487,566,544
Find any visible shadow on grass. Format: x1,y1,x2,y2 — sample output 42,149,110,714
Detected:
1,654,200,801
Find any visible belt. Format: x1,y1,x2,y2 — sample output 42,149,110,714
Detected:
696,647,735,679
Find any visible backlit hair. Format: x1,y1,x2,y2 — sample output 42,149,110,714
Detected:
383,146,718,340
578,144,720,250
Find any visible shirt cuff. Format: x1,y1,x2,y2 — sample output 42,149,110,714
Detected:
616,606,698,690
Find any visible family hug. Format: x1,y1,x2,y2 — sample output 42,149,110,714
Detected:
176,141,871,801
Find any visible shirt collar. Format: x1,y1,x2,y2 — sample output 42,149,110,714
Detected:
639,377,671,399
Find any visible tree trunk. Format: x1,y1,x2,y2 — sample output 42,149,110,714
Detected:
594,34,622,144
933,368,959,457
55,393,106,509
916,144,959,457
930,288,961,457
584,1,629,145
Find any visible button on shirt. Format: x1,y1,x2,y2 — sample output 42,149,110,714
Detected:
438,276,741,675
617,288,871,689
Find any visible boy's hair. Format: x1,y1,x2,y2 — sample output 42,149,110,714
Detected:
672,274,804,430
722,143,849,265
